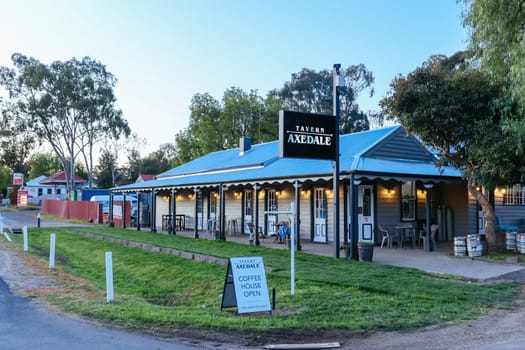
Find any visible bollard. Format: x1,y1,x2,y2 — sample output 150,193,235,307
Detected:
49,234,56,269
37,212,41,228
105,251,114,303
23,226,28,252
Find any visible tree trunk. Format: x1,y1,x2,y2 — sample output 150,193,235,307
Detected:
467,177,497,252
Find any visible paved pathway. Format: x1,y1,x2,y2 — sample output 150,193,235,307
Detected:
175,228,525,282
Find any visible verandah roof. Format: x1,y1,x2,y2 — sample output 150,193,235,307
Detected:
112,126,463,192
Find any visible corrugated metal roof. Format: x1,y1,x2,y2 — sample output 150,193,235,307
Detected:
113,125,462,191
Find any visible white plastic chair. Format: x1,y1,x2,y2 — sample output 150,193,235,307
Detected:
378,225,400,248
419,224,438,249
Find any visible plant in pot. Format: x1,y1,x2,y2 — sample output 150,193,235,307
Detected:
357,241,375,262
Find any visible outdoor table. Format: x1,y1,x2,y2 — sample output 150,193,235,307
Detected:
395,223,416,248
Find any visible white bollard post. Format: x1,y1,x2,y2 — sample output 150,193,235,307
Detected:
49,234,56,269
105,251,114,303
23,226,28,252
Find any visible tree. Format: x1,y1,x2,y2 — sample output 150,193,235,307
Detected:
141,144,175,175
173,88,285,165
271,65,374,134
462,0,525,161
73,58,130,188
28,153,62,179
0,53,128,196
0,107,35,175
462,0,525,111
380,52,523,251
94,149,119,189
0,164,13,197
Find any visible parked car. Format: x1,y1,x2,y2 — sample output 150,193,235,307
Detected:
90,195,138,219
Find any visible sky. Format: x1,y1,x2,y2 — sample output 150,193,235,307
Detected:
0,0,468,158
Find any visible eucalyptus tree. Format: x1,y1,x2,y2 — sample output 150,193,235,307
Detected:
463,0,525,110
0,53,128,195
462,0,525,149
381,52,523,251
271,64,375,134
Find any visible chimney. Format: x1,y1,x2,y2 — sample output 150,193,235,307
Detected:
239,136,251,155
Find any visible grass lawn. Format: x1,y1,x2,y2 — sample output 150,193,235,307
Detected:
4,226,520,334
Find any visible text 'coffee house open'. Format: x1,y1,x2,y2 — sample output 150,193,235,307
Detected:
221,257,271,315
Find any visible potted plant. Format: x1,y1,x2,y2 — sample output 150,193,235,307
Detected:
357,241,375,262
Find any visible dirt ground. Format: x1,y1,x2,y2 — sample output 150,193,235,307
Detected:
2,241,525,350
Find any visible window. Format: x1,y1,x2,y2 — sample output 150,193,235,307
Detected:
401,181,416,221
56,188,61,195
244,190,253,217
315,188,327,219
504,185,525,205
196,192,203,212
47,188,52,195
209,192,217,218
38,188,43,196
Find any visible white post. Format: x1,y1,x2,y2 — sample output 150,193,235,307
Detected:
49,234,56,269
23,226,28,252
290,202,295,296
105,251,114,303
0,217,8,242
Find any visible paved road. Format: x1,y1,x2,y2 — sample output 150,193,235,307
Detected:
0,208,78,229
0,277,205,350
0,209,223,350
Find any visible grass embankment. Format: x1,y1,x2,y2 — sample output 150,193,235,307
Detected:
5,226,520,333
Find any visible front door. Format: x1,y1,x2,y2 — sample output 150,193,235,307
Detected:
478,206,485,235
314,188,327,243
244,190,253,234
196,191,203,230
266,189,278,235
358,185,374,243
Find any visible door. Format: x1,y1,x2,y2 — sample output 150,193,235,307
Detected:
314,188,327,243
266,189,278,234
244,190,253,234
196,191,204,230
358,185,374,243
208,192,217,234
478,206,485,235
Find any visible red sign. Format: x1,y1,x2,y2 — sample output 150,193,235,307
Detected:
13,173,24,186
17,190,28,207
